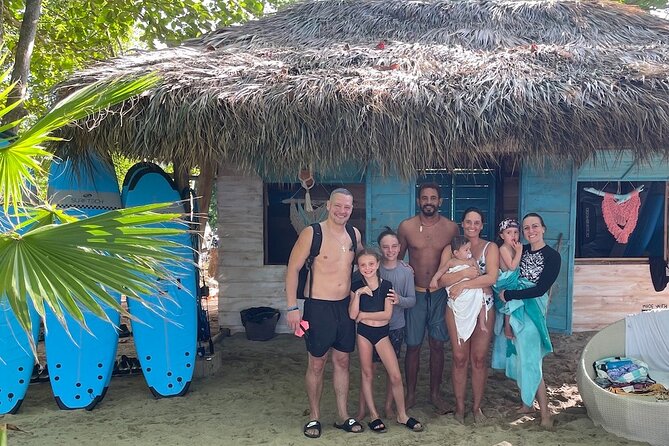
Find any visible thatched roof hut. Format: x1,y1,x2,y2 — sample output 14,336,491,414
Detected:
56,0,669,178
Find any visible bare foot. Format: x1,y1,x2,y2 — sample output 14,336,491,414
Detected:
429,395,451,415
472,408,487,423
516,404,536,414
454,410,466,425
384,405,395,419
540,415,554,430
405,392,416,410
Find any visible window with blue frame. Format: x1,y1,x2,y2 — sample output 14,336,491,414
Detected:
576,181,666,258
416,169,498,241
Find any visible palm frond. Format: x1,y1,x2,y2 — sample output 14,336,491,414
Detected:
0,202,184,337
0,73,160,210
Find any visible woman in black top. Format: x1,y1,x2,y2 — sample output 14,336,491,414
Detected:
350,248,423,433
498,213,560,429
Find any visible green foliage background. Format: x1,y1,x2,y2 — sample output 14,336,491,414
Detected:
1,0,292,117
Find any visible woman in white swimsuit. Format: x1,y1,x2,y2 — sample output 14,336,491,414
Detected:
436,207,498,424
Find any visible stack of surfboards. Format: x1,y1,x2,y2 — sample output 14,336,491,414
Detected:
1,158,197,413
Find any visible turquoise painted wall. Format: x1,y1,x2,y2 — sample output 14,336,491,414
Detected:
366,168,415,246
520,163,576,334
578,152,669,181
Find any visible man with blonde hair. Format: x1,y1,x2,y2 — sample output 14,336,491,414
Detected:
285,188,363,438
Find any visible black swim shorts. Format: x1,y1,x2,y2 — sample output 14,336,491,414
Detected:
303,297,355,357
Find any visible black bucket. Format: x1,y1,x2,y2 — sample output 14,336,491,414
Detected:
240,307,280,341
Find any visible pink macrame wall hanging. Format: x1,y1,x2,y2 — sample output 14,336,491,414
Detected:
601,190,641,243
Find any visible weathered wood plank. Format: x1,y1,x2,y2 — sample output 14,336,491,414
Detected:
219,280,285,299
367,170,414,246
219,252,263,267
219,296,289,312
520,163,575,332
573,263,669,331
579,152,669,181
217,223,264,234
219,235,264,250
218,266,286,283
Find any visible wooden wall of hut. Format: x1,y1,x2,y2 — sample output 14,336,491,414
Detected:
216,169,289,334
572,263,669,331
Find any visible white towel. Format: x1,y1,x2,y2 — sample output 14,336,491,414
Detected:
625,309,669,387
447,264,484,344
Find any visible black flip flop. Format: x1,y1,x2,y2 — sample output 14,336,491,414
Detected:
333,418,363,433
129,357,142,374
368,418,387,433
30,364,42,383
303,420,321,438
116,355,132,375
398,417,423,432
36,364,50,383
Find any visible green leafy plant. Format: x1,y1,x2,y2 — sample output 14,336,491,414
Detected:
0,61,185,351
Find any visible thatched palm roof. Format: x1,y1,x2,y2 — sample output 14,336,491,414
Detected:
56,0,669,178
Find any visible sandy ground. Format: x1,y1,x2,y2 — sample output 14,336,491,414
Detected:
2,326,651,446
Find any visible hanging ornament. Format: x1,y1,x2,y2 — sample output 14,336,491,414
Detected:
601,190,641,244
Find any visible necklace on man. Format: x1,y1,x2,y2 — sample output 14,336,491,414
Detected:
419,215,439,233
327,224,350,252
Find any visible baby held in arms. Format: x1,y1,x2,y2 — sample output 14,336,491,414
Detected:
431,236,487,343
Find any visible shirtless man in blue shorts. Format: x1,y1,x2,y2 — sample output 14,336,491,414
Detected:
398,183,463,413
285,188,363,439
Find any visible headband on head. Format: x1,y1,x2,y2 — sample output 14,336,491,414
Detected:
498,218,519,232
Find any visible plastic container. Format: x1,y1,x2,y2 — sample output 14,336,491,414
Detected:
240,307,280,341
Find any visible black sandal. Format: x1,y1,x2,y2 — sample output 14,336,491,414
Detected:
333,417,363,433
368,418,387,433
398,417,424,432
36,364,50,383
116,355,132,375
303,420,321,438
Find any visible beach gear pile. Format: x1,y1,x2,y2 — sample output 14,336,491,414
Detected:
592,356,664,395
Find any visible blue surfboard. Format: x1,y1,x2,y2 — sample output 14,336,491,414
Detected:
121,162,156,196
0,212,40,414
122,163,197,397
45,156,122,410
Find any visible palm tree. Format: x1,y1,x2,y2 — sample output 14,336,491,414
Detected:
0,52,185,350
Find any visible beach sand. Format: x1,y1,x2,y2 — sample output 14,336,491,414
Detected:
2,327,651,446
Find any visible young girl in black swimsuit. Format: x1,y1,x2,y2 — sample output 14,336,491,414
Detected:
350,248,423,433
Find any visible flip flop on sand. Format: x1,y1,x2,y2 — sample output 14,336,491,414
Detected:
397,417,423,432
128,357,142,374
115,356,132,376
36,365,50,383
367,418,387,433
30,364,42,384
333,418,363,433
303,420,321,439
